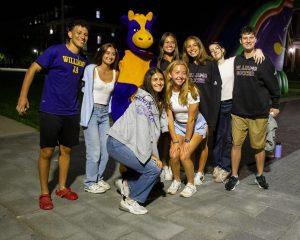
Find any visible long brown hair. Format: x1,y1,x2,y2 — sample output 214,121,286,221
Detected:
141,67,165,116
93,43,119,70
182,36,213,65
157,32,180,68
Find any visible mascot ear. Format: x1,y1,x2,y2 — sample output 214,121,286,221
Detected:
146,11,156,24
146,12,153,21
128,10,135,20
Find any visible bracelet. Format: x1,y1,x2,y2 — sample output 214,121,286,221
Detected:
172,140,179,144
184,138,190,143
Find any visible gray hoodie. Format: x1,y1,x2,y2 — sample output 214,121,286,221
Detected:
108,88,163,164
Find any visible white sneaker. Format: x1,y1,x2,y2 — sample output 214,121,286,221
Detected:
180,183,197,198
114,178,130,197
194,172,205,185
84,183,106,194
212,166,222,178
167,180,181,195
119,197,148,215
160,167,166,182
97,180,111,190
215,169,230,183
164,166,173,181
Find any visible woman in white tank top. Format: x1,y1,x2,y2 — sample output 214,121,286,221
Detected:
80,43,119,194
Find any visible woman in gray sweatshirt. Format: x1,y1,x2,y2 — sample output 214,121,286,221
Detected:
107,67,166,215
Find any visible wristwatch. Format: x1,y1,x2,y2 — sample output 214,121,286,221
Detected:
184,138,190,143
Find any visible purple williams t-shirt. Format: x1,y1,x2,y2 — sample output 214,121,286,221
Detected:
36,44,87,115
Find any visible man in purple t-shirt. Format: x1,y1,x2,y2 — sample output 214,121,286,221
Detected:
16,19,89,210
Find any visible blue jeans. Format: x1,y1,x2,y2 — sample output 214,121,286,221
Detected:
83,104,110,187
107,136,161,203
212,100,232,172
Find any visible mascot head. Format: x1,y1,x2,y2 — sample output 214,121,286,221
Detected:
121,10,156,55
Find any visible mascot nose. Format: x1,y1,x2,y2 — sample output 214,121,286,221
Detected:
133,30,153,49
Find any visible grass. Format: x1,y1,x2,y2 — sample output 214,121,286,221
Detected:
0,70,299,129
0,71,43,129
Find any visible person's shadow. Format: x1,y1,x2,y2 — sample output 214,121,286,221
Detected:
48,139,118,194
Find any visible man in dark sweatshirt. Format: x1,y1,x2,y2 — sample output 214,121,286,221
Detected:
225,26,280,191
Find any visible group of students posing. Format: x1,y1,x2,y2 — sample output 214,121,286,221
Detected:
16,20,280,215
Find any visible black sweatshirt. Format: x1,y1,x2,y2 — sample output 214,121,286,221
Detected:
189,61,221,128
232,54,280,118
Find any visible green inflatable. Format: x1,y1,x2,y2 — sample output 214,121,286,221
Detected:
276,70,289,95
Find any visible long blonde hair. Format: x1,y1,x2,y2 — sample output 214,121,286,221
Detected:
164,60,199,110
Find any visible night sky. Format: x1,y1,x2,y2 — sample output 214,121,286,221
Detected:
0,0,290,57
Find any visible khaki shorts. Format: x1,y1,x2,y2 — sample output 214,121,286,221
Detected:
231,114,268,149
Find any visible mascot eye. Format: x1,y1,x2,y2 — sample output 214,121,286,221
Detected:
133,28,139,32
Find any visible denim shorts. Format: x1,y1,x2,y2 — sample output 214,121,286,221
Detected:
174,112,207,138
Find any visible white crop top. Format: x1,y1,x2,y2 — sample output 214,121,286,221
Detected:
93,69,116,105
170,90,200,123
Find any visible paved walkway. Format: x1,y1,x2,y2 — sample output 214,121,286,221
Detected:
0,115,38,138
0,98,299,240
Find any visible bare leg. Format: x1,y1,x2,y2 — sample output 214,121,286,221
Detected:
255,149,265,175
197,145,208,174
181,158,195,184
39,147,55,194
182,134,203,184
58,144,72,190
197,138,208,174
231,145,242,176
170,155,181,181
